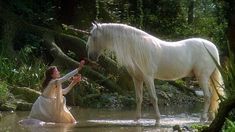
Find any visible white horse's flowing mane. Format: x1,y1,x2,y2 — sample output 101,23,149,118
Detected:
98,23,162,74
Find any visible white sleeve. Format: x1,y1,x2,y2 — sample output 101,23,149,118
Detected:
52,68,78,84
57,69,78,83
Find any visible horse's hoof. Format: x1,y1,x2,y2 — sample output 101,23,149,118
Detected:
135,116,141,122
200,117,207,123
155,119,160,126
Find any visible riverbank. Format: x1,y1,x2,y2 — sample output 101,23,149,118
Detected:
0,79,203,112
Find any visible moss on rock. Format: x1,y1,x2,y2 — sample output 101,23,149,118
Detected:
0,102,16,111
11,86,41,103
16,100,32,111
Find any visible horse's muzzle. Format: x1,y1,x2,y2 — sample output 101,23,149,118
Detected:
88,52,99,62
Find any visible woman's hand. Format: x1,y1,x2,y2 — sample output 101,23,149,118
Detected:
78,60,85,70
71,74,82,85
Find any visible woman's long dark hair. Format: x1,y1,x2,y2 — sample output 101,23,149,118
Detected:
41,66,57,91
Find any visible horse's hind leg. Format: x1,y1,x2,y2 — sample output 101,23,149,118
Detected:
133,78,143,120
199,76,211,122
144,77,161,124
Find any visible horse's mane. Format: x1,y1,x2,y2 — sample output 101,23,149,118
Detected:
97,23,160,74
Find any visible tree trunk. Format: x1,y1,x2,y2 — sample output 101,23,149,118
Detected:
56,0,78,25
226,1,235,54
202,96,235,132
0,22,17,57
55,34,88,60
188,0,195,24
0,2,19,57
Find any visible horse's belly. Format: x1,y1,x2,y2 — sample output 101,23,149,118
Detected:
155,74,185,80
155,67,192,80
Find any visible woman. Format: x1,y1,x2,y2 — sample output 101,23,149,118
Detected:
28,60,85,123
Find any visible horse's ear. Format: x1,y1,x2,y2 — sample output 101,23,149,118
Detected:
92,22,95,26
93,21,98,25
92,21,100,30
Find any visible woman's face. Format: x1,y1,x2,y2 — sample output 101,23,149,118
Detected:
51,67,60,79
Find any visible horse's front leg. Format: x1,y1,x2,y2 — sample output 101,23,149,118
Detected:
132,78,143,120
144,77,161,124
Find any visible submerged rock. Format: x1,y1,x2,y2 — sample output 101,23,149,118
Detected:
173,125,182,132
19,118,45,126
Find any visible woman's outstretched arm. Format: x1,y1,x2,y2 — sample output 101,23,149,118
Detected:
52,60,85,84
62,75,81,95
57,68,79,83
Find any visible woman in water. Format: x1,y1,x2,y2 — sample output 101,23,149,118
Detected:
28,60,85,123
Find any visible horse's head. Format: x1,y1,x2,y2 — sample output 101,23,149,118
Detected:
87,22,107,62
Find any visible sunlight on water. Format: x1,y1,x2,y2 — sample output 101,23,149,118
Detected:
161,117,199,126
160,114,200,126
87,116,200,127
0,106,203,132
88,119,156,126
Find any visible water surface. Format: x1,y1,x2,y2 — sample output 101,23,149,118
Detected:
0,104,202,132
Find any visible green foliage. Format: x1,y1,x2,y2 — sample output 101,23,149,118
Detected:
6,0,56,27
191,124,208,132
97,0,228,51
0,82,17,111
175,79,186,86
0,55,46,89
222,50,235,98
0,82,10,104
13,30,42,60
0,30,46,89
223,119,235,132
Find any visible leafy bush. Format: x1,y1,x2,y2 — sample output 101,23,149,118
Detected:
222,51,235,98
0,55,46,90
223,119,235,132
191,124,208,132
0,81,10,104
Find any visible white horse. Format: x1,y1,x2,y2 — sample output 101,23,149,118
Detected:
86,23,224,124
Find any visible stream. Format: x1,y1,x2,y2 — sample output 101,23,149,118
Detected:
0,103,203,132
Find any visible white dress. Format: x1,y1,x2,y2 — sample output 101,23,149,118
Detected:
29,69,78,123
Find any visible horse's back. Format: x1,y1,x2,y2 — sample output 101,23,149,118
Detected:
154,38,219,80
176,38,219,62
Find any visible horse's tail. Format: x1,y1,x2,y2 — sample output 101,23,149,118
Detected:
209,68,224,120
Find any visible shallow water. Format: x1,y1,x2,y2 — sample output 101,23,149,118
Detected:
0,103,203,132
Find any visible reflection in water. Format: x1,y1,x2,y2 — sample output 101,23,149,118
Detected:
88,119,156,126
0,104,202,132
18,119,76,132
22,123,74,132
